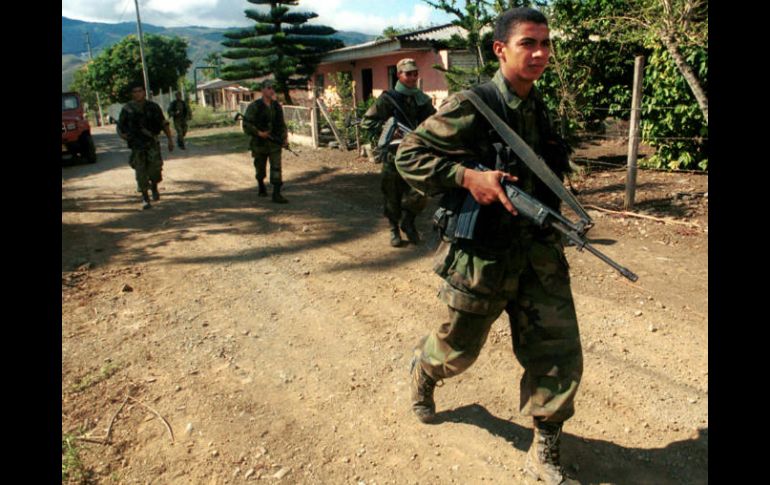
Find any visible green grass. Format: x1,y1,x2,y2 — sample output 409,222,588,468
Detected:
62,432,93,484
71,362,120,393
188,130,251,151
188,105,238,129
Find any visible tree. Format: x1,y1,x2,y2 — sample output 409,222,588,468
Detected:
202,52,224,80
81,34,191,103
221,0,344,105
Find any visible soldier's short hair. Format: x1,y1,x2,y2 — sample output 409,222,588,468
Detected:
129,81,145,92
494,7,548,43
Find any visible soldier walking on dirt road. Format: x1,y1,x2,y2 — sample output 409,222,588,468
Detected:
168,91,192,150
242,79,289,204
361,58,436,247
118,82,174,210
396,8,582,484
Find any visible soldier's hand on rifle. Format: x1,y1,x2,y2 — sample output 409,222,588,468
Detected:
461,169,519,216
257,130,270,139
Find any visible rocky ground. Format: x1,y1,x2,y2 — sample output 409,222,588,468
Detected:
62,125,707,484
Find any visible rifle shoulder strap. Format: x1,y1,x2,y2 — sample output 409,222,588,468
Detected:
379,91,416,130
461,89,592,226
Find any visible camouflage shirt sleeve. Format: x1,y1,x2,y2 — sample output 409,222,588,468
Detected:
360,95,392,140
242,102,260,138
394,93,480,196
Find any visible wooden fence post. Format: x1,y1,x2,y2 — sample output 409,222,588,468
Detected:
625,55,645,211
310,105,319,149
352,80,360,155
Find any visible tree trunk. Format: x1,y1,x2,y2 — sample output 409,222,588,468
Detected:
283,87,294,106
661,33,708,125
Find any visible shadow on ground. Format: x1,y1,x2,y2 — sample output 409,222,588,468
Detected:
434,404,707,485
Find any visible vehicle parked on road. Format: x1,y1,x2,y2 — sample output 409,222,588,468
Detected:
62,92,97,164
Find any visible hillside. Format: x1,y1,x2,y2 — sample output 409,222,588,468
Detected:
62,16,374,90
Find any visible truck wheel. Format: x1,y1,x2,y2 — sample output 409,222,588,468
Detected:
81,133,97,164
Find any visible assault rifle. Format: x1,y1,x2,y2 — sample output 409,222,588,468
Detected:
267,134,299,157
455,165,638,282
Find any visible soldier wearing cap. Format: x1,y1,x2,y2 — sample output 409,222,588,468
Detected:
396,8,583,485
361,58,436,247
242,79,289,203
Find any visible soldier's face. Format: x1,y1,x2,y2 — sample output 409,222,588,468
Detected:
397,70,419,89
131,87,146,102
494,21,550,84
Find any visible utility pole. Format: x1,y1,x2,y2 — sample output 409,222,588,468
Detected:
134,0,151,99
85,32,105,126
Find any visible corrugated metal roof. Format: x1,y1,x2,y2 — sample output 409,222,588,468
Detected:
397,23,466,42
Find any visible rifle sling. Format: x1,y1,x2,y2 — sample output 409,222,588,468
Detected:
379,92,416,130
461,90,591,225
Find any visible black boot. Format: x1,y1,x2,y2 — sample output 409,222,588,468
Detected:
525,419,581,484
409,347,438,423
401,212,420,244
141,190,152,210
272,184,288,204
257,180,268,197
151,182,160,201
389,224,403,247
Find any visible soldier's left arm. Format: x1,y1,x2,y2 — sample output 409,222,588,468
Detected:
275,102,288,144
395,95,478,196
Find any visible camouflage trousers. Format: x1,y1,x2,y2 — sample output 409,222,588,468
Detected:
414,232,583,423
253,146,283,186
129,142,163,192
382,158,427,226
173,118,188,142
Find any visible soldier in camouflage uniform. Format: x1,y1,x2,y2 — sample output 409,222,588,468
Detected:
118,82,174,210
395,9,581,485
242,80,289,203
361,59,436,247
167,92,192,149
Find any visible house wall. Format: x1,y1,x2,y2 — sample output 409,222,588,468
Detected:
314,50,451,108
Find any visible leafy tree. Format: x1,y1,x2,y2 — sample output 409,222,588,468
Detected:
80,34,191,103
221,0,344,105
202,52,224,80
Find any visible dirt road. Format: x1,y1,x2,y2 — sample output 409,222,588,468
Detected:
62,125,707,484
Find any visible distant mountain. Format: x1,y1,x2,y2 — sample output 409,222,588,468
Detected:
62,16,375,90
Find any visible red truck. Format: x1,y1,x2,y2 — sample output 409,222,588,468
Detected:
62,92,97,163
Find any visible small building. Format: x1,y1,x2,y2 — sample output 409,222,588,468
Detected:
195,78,258,111
311,24,479,108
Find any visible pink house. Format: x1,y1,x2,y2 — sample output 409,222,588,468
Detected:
310,24,478,109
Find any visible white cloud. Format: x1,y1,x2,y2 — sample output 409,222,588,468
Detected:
62,0,451,32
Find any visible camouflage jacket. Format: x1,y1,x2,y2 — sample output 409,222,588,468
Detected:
118,100,168,150
167,99,191,121
395,70,571,247
242,98,287,151
360,87,436,145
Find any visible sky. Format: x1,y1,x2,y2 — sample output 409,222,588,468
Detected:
61,0,457,34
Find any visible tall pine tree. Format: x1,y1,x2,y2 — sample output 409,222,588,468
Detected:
221,0,343,105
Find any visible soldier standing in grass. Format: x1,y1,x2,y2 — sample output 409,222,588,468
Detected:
118,82,174,210
396,8,582,484
361,58,436,247
242,80,289,204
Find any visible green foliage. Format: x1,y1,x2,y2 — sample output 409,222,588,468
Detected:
222,0,343,105
189,104,238,128
641,45,708,170
71,362,120,393
62,433,93,483
82,34,191,104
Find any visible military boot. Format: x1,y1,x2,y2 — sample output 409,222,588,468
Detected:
389,224,403,247
272,184,288,204
151,182,160,201
400,213,420,244
409,348,438,423
525,420,581,485
257,180,268,197
141,191,152,210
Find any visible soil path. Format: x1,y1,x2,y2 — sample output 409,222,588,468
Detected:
62,125,707,484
